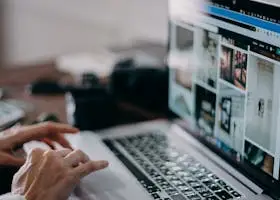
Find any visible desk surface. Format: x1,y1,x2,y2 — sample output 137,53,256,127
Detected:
0,62,165,125
0,63,68,124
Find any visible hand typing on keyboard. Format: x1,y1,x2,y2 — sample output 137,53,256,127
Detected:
12,148,109,200
0,122,79,166
0,122,109,200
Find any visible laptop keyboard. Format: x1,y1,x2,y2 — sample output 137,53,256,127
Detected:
103,132,242,200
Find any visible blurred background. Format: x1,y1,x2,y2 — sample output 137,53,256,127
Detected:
1,0,168,67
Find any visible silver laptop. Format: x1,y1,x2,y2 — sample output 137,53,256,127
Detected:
64,0,280,199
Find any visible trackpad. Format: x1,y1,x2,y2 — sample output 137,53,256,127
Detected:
80,168,126,193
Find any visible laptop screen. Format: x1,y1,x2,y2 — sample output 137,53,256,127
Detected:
168,0,280,193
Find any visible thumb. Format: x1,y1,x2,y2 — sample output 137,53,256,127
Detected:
0,152,25,166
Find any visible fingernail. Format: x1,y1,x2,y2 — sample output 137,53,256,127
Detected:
99,160,109,167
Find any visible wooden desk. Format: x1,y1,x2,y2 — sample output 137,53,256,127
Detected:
0,63,68,124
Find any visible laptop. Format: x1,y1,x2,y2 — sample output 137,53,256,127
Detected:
35,0,280,199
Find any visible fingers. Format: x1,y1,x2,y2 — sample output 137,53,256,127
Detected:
0,152,25,166
24,147,108,183
73,160,109,178
41,138,55,149
42,135,73,150
40,122,79,135
11,122,79,147
64,150,90,167
56,149,72,157
52,135,73,150
27,148,70,161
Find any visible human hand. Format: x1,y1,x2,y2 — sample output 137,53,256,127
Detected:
0,122,79,166
12,148,109,200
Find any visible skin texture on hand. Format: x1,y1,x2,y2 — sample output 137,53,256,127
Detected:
12,148,109,200
0,122,79,166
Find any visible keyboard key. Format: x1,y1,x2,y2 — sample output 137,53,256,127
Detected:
189,182,202,188
177,171,191,178
231,191,242,198
215,190,233,200
202,179,215,186
224,185,234,192
182,191,196,196
178,185,191,191
187,195,202,200
195,173,209,179
208,184,222,191
166,188,179,195
159,183,172,188
200,191,213,198
171,180,185,186
170,194,186,200
205,196,219,200
151,193,161,199
217,180,227,187
194,186,207,193
148,186,160,193
209,174,219,180
185,178,197,183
